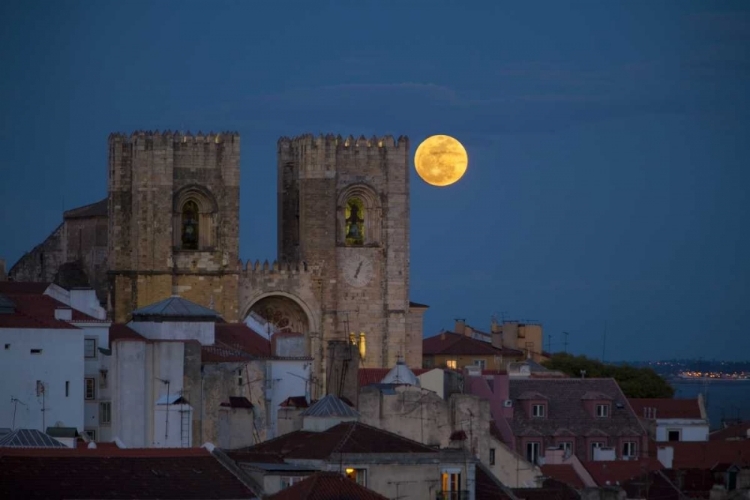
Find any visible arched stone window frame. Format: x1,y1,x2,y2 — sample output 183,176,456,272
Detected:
337,184,381,246
173,185,218,251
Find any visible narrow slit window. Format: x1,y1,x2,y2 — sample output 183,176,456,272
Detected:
181,200,199,250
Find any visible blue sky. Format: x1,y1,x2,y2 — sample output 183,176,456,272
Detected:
1,1,748,360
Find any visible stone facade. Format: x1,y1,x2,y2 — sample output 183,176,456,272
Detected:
108,131,241,322
10,131,425,397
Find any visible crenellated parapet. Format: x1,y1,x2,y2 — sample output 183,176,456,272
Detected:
109,130,240,145
277,133,409,151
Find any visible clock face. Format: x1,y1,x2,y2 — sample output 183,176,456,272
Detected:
342,256,374,288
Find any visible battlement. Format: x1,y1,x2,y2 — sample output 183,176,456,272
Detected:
240,259,312,275
108,130,240,145
278,133,409,152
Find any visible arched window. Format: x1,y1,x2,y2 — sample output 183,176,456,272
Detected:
344,197,365,246
181,200,199,250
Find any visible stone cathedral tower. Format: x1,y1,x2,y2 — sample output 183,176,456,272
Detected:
108,131,241,322
276,134,424,372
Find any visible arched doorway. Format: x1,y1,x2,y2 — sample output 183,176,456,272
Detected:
246,295,310,335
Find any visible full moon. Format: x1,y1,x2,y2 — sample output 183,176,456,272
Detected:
414,135,469,187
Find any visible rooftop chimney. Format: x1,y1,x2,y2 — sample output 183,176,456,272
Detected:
455,318,466,336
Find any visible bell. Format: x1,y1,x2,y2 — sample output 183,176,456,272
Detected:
346,223,360,239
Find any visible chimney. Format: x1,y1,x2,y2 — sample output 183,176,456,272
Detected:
54,307,73,321
455,319,466,336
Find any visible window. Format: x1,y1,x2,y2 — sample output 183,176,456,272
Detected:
489,448,496,466
30,349,42,354
99,401,111,425
65,381,69,397
526,441,541,464
473,359,486,369
237,369,243,387
668,430,681,442
560,441,573,456
596,404,610,417
532,404,546,417
83,429,96,441
84,338,97,358
590,441,604,460
446,359,457,369
345,467,367,486
181,200,200,250
622,441,637,458
85,378,96,400
344,197,365,246
441,471,461,493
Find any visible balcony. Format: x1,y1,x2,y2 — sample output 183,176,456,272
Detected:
435,491,470,500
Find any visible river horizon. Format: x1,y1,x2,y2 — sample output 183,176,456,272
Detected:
669,379,750,430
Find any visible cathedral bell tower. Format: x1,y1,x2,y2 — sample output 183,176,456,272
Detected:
277,134,421,374
108,131,240,322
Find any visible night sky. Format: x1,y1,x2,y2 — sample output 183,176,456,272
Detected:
2,1,748,361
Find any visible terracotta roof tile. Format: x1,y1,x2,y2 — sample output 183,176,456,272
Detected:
214,323,271,357
109,323,146,342
0,448,255,499
622,470,682,500
509,379,646,459
279,396,311,408
266,471,389,500
220,397,254,409
660,440,750,469
541,464,586,489
582,459,663,487
628,398,703,419
710,421,750,441
0,282,51,294
0,292,86,330
511,478,581,500
423,331,523,357
234,421,437,460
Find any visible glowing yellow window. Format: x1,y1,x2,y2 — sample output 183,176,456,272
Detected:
446,360,457,369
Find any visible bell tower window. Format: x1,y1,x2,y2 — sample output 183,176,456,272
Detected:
344,198,365,246
181,200,200,250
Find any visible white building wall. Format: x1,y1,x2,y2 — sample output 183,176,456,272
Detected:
418,369,445,399
75,322,111,441
0,327,84,432
268,360,311,439
111,340,149,447
655,419,709,441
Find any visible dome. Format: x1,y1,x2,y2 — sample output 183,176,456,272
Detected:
381,359,420,386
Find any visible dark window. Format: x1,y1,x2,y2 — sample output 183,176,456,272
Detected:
84,338,97,358
65,381,69,397
85,378,96,400
668,430,680,442
181,200,199,249
489,448,495,465
99,402,111,425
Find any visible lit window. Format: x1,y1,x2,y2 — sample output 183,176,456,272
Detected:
532,404,546,417
441,471,461,494
85,378,96,400
84,338,97,358
446,360,457,369
344,197,365,246
99,401,111,425
596,404,609,417
345,467,367,486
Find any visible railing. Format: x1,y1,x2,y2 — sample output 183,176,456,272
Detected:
435,491,470,500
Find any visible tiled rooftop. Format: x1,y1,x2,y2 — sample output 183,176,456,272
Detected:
628,398,703,420
511,478,581,500
475,463,515,500
0,429,68,448
233,421,437,460
109,323,146,342
0,293,81,330
660,440,750,469
710,421,750,441
540,464,585,489
423,331,523,357
300,394,360,418
508,379,646,444
358,367,429,387
265,471,389,500
0,447,256,499
582,459,663,487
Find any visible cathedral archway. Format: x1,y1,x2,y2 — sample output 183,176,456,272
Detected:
246,295,310,334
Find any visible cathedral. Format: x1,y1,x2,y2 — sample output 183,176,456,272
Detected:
10,131,427,394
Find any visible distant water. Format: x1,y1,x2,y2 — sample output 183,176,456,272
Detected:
670,380,750,430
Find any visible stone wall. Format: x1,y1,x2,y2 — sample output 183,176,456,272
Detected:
9,223,65,284
276,134,415,391
108,131,240,322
